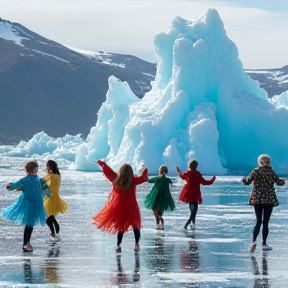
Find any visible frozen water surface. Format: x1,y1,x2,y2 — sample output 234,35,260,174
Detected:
1,157,288,287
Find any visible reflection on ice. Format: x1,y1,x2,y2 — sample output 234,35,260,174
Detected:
1,157,288,287
44,244,60,284
251,253,269,287
110,253,140,285
180,230,199,273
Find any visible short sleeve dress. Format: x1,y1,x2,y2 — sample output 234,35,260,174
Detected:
92,162,149,234
2,175,50,226
144,176,175,213
44,173,69,216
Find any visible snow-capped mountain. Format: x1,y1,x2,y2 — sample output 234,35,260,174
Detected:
0,17,287,147
0,18,155,144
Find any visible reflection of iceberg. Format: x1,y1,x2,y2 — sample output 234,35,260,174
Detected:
75,8,288,175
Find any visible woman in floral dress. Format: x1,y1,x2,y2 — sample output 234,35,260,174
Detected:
243,154,285,253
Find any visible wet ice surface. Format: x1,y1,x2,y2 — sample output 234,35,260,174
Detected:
1,157,288,287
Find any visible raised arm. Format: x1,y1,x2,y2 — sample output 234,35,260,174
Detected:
199,175,216,185
134,168,149,185
176,166,189,180
94,160,117,182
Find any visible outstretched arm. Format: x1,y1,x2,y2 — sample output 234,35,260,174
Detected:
134,168,149,185
200,175,216,185
94,160,117,182
273,172,285,186
6,179,23,191
242,170,255,185
176,166,188,180
148,177,157,184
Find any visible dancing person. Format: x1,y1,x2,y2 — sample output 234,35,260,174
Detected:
176,160,216,230
242,154,285,253
92,160,149,252
3,160,50,252
144,165,175,229
44,160,68,241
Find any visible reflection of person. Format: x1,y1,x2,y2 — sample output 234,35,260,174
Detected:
110,253,140,284
144,231,174,273
23,259,33,283
44,246,60,284
44,160,68,241
251,253,269,287
243,154,285,253
92,160,148,252
3,161,50,252
47,243,60,258
176,160,216,229
144,165,175,229
180,230,199,272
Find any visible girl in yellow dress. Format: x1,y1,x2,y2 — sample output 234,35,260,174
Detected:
44,160,68,241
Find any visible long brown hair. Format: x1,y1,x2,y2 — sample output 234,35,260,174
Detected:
46,160,60,175
113,164,134,191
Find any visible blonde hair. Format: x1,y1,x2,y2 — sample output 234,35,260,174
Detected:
25,161,38,174
258,154,271,166
158,165,168,176
113,164,134,191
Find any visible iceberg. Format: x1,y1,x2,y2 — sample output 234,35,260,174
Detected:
0,131,83,163
75,8,288,175
271,91,288,109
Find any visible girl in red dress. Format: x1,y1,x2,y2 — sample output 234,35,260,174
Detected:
92,160,149,252
176,160,216,230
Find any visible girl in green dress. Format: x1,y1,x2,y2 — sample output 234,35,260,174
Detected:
144,165,175,229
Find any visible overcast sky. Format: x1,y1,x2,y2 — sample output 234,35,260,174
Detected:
1,0,288,69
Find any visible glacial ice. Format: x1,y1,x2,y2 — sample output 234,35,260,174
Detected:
0,131,82,163
1,9,288,176
74,8,288,175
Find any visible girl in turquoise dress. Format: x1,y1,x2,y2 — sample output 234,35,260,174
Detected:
144,165,175,229
3,160,50,252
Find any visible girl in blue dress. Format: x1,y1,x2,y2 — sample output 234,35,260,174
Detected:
3,160,50,252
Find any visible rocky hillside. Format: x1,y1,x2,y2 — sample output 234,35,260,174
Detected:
0,18,155,144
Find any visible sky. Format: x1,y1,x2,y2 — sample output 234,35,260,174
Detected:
1,0,288,69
